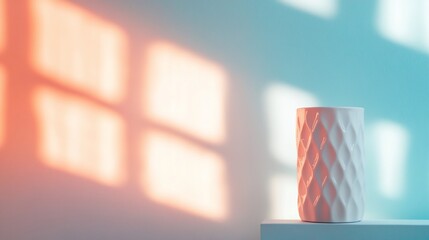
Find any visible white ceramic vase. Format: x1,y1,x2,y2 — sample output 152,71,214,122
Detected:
296,107,365,222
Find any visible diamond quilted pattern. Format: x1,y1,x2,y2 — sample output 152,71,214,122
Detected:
296,107,364,222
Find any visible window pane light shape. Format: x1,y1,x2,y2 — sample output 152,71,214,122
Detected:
269,174,300,219
33,86,126,186
141,130,228,221
265,83,317,219
372,120,409,199
278,0,338,19
377,0,429,53
265,83,318,167
143,42,227,144
30,0,127,104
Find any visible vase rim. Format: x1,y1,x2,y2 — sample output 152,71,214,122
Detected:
297,106,364,111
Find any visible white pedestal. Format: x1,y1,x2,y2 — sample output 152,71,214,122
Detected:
261,219,429,240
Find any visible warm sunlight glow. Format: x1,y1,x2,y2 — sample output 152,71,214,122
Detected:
141,130,228,221
372,120,409,199
269,174,299,219
143,42,227,144
377,0,429,53
0,66,5,147
34,87,126,186
265,83,318,167
278,0,338,19
31,0,127,103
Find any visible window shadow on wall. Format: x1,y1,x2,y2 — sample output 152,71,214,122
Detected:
1,1,429,240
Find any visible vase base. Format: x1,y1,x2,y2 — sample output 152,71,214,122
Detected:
300,219,362,223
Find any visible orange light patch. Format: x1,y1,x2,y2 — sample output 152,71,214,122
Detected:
33,87,126,186
30,0,127,104
144,42,227,144
141,130,228,221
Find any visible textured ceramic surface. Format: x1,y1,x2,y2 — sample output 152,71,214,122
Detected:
296,107,365,223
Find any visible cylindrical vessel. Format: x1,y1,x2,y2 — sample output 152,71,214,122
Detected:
296,107,364,222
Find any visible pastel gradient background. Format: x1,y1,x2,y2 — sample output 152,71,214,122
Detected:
0,0,428,239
